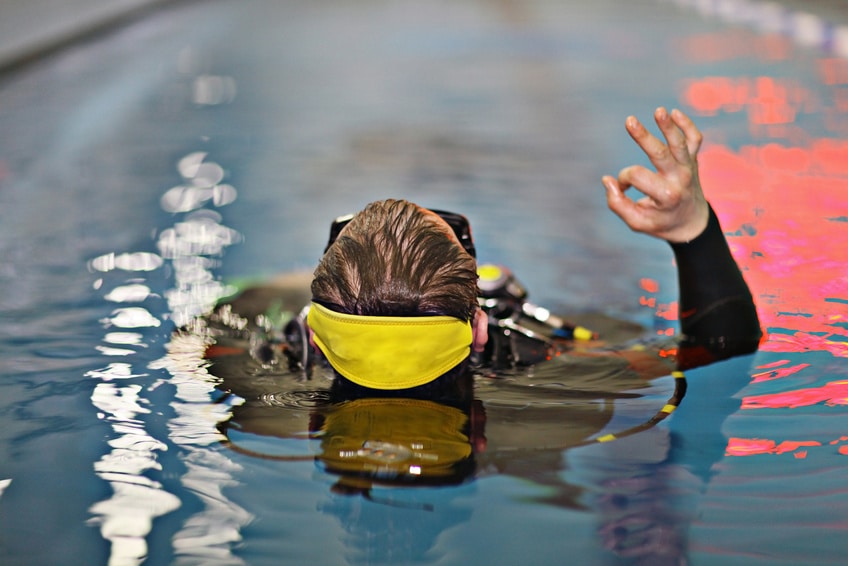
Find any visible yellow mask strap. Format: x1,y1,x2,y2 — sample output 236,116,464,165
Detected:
307,302,472,390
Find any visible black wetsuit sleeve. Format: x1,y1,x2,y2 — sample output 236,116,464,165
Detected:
669,204,762,362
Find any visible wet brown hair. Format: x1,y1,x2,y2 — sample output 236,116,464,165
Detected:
311,199,478,321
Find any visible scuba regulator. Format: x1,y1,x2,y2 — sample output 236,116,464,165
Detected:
475,263,596,367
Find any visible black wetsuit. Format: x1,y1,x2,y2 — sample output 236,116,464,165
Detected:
670,205,762,368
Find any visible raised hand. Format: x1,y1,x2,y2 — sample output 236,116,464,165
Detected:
602,107,710,243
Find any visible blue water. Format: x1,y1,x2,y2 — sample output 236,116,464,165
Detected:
1,0,847,564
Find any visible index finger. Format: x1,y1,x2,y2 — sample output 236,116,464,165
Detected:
670,108,703,157
655,107,690,164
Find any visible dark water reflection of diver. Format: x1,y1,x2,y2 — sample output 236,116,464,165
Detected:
180,109,762,563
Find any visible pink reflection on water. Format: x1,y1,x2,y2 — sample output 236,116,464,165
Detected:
742,380,848,409
725,436,848,458
750,361,810,383
694,142,848,357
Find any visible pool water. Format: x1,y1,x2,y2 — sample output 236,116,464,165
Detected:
1,0,847,564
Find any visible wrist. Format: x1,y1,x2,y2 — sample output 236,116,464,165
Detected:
668,203,720,250
663,201,710,244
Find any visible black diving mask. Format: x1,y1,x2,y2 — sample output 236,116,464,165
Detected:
324,208,476,259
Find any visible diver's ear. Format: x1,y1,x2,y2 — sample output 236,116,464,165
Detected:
471,307,489,352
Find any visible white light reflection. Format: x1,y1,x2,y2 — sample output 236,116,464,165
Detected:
162,152,238,213
89,252,164,273
89,482,181,566
86,362,148,382
157,213,241,259
159,182,239,212
86,356,164,565
104,332,146,346
157,210,241,328
150,332,251,561
104,284,152,303
88,105,246,560
191,161,225,186
0,478,11,499
153,148,250,562
88,382,180,564
161,185,213,213
96,345,137,357
178,151,207,178
106,307,162,329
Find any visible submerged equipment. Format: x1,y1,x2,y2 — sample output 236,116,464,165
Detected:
475,263,597,367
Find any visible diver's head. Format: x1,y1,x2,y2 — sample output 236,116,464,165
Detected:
309,199,488,391
313,199,478,320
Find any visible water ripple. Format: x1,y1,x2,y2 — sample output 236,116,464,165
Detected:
259,389,332,409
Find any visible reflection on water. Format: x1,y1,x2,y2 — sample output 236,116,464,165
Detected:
666,5,848,467
154,149,253,563
85,60,249,560
87,379,181,566
90,252,164,273
648,2,848,563
151,332,251,564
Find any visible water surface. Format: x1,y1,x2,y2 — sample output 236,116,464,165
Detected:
0,0,847,564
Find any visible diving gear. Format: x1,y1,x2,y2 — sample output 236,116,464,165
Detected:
325,208,476,258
